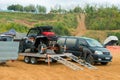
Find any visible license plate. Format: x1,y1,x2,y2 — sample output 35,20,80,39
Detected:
105,57,110,59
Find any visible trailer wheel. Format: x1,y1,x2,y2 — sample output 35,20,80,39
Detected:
30,57,37,64
24,56,30,63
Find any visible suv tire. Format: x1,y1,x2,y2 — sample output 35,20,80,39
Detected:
86,55,94,65
101,62,108,65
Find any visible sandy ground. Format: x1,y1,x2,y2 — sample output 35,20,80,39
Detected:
0,46,120,80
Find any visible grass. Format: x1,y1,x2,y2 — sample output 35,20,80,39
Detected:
0,12,120,42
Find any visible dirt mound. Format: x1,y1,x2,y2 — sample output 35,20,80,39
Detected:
0,46,120,80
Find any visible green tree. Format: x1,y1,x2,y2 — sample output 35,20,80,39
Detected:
50,5,67,14
73,6,83,13
7,4,15,11
15,4,23,11
85,5,120,30
36,5,46,13
24,5,36,12
50,8,58,13
7,4,23,11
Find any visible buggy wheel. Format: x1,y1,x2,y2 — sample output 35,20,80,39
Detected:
38,43,47,54
30,57,37,64
19,44,25,53
24,56,30,63
19,40,26,53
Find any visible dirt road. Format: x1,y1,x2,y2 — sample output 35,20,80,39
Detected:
0,46,120,80
74,13,86,36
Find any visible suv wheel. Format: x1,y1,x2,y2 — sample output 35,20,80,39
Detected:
86,55,94,65
38,43,47,54
101,62,108,65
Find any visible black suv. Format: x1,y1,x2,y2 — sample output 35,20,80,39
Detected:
57,36,112,65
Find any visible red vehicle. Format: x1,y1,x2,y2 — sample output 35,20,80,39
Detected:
19,26,58,53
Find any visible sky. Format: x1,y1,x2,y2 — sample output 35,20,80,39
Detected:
0,0,120,12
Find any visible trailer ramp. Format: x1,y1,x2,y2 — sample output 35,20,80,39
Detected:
65,54,97,69
0,41,19,63
49,54,83,70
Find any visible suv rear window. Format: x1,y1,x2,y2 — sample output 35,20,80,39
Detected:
57,38,66,46
66,38,77,47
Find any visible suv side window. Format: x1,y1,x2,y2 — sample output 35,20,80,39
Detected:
66,38,77,47
57,38,66,46
78,39,87,46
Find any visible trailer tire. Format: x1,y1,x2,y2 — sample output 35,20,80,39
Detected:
24,56,30,63
30,57,37,64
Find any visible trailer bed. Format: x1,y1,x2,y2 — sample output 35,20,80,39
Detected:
19,52,72,58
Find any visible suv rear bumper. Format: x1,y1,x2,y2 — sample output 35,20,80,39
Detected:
93,55,112,62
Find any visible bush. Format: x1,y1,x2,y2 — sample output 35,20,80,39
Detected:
0,23,28,33
86,6,120,30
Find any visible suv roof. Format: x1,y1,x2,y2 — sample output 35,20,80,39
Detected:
59,36,93,40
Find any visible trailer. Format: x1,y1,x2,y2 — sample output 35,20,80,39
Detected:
19,52,71,64
19,49,97,70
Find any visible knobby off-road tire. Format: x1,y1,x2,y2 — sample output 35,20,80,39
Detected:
19,40,26,53
38,43,47,54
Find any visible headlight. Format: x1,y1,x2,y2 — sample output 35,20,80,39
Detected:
95,51,103,55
